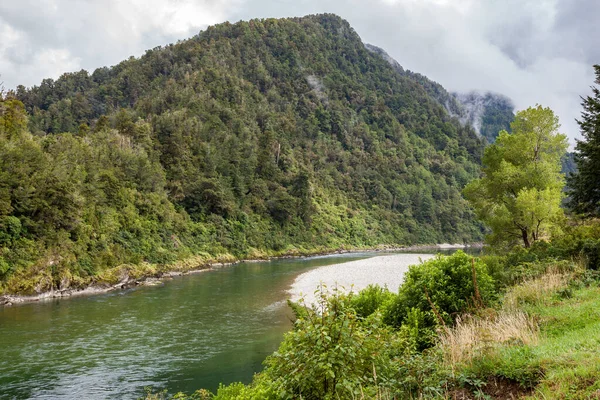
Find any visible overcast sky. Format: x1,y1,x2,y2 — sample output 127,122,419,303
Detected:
1,0,597,144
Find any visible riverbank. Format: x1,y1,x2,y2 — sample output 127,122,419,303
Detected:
0,243,479,306
288,253,436,305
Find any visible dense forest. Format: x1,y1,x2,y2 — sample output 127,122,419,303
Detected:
364,44,516,144
451,92,515,144
0,14,486,294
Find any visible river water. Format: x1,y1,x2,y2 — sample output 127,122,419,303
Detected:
1,253,391,399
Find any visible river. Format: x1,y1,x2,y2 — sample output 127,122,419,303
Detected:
0,251,451,399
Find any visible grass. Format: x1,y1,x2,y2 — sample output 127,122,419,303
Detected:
439,310,539,367
523,286,600,399
452,281,600,399
503,271,571,310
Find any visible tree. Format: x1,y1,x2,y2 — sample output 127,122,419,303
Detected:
0,98,29,139
464,105,568,248
568,65,600,217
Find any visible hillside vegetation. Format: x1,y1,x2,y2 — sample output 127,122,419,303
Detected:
0,14,485,294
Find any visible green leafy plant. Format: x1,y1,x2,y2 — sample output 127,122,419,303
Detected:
264,286,393,399
384,251,495,347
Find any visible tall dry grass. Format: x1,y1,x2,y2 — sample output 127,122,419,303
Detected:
503,271,570,310
439,311,539,366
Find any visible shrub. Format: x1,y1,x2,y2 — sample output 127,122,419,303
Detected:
581,239,600,270
0,257,10,279
350,284,396,318
0,215,21,245
384,251,495,336
264,288,393,399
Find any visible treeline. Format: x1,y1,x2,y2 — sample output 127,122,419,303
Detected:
0,14,485,294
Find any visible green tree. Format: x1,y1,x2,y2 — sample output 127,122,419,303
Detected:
0,99,28,139
464,105,568,248
568,65,600,217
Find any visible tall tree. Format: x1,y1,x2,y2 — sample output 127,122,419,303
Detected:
568,65,600,217
464,106,568,248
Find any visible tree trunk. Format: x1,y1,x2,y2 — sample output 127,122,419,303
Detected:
521,229,531,248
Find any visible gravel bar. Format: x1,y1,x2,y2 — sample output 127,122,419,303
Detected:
288,253,436,305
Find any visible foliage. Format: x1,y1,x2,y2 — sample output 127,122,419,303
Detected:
568,64,600,217
464,105,568,248
263,288,394,399
478,94,515,144
349,283,395,318
452,91,515,144
384,251,495,349
481,222,600,289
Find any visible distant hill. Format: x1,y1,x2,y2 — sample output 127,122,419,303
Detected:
562,151,577,176
2,14,485,293
452,91,515,143
365,45,515,143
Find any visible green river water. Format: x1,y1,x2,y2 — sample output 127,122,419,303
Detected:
0,253,387,399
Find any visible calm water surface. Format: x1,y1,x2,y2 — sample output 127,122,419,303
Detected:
0,253,387,399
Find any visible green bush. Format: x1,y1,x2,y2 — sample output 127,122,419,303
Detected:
581,239,600,270
527,223,600,266
384,251,495,336
264,288,393,399
0,257,9,279
0,215,21,245
211,376,275,400
350,284,396,318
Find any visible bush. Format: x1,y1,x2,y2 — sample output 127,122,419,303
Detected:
581,239,600,270
384,251,495,338
264,288,393,399
350,284,396,318
0,215,21,245
211,376,275,400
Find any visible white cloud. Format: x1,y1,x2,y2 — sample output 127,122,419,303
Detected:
0,20,80,90
0,0,595,144
0,0,238,88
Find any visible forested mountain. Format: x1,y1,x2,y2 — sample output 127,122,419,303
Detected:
1,14,485,294
365,45,515,143
452,91,515,143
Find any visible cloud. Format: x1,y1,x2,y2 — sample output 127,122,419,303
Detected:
0,0,238,89
0,0,596,144
231,0,595,143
